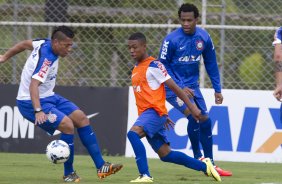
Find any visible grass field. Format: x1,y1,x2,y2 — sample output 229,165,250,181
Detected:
0,152,282,184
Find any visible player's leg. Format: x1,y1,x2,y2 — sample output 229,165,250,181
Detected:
17,97,78,181
194,89,232,176
69,110,122,178
146,125,221,181
127,109,155,182
187,113,203,159
56,94,122,179
193,88,213,160
70,110,105,169
56,116,79,182
166,96,202,159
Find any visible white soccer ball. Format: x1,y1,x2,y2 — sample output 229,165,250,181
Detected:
46,140,70,164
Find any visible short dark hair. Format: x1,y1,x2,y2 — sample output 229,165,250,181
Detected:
178,3,199,18
51,26,75,40
128,32,146,44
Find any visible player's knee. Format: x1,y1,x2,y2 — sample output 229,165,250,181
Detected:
78,115,89,127
157,143,171,158
159,150,172,162
129,126,145,137
69,110,90,128
58,117,74,134
200,118,212,133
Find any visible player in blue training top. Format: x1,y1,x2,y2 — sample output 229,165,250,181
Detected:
158,3,232,176
273,27,282,122
0,26,122,182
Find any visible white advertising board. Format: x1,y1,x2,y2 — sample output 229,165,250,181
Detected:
126,88,282,163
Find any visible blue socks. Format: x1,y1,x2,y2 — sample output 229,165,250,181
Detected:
160,151,206,172
60,133,74,176
77,125,105,169
187,115,213,161
200,118,213,160
187,115,202,159
127,131,151,177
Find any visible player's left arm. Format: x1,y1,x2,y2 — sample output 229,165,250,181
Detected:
149,61,201,120
0,40,33,63
202,35,223,104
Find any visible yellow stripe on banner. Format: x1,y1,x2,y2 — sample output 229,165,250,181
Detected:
256,132,282,153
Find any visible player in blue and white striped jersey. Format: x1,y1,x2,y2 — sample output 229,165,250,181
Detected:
158,3,232,176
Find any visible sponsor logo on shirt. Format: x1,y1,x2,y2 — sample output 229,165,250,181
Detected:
133,85,141,93
178,55,201,62
154,60,168,76
160,40,169,60
38,59,51,78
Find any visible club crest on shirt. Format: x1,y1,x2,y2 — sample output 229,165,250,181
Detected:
176,97,184,106
196,40,204,50
47,112,57,123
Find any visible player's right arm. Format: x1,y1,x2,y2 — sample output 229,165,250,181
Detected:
30,78,47,125
273,27,282,101
0,40,33,63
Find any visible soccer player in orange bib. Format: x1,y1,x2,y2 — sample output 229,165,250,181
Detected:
127,32,221,183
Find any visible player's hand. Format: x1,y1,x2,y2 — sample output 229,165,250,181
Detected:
214,92,223,104
0,55,8,63
273,85,282,101
190,104,201,122
164,117,175,130
183,87,194,98
35,111,47,125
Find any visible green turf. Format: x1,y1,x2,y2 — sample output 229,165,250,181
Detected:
0,152,281,184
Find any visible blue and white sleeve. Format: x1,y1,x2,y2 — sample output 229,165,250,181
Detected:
273,27,282,45
148,61,171,84
32,47,52,83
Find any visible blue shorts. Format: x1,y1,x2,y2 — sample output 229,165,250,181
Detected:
166,87,208,116
17,94,79,135
134,108,169,152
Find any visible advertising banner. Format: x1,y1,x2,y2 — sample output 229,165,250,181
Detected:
0,84,128,155
125,87,282,163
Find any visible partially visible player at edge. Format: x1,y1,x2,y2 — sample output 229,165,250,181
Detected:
273,26,282,122
127,32,221,182
0,26,122,182
158,3,232,176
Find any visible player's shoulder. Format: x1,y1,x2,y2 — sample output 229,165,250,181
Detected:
275,27,282,35
32,38,49,45
165,27,183,40
149,59,165,69
32,38,51,50
34,39,57,60
195,27,210,40
274,27,282,38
